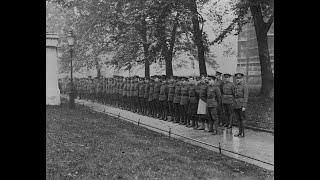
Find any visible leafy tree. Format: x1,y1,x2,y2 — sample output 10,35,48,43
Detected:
208,0,274,97
48,0,218,78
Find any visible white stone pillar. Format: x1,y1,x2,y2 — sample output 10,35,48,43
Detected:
46,33,61,105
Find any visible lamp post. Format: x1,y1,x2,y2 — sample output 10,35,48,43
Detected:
67,31,75,108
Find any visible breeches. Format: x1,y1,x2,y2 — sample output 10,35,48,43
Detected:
207,107,218,121
233,108,246,123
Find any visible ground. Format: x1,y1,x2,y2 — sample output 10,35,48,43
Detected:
46,101,274,180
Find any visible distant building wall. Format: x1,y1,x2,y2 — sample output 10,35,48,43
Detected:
237,14,274,86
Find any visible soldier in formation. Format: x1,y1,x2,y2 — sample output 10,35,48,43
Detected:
59,71,249,138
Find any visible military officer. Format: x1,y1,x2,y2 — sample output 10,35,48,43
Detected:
167,78,176,121
133,77,139,112
215,71,224,126
233,73,248,137
173,77,182,123
206,75,222,135
159,76,169,120
196,77,208,130
180,77,190,126
105,78,110,105
153,76,162,118
124,77,129,109
148,78,155,117
143,78,150,115
222,73,235,129
119,78,125,109
187,77,199,129
138,77,145,114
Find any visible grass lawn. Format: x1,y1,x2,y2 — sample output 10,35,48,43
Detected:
246,97,274,131
46,101,274,180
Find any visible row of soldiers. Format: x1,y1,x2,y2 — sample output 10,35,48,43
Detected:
59,71,248,137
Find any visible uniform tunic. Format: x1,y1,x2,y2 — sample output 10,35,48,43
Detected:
167,84,175,102
206,85,221,108
222,81,235,104
122,82,127,97
180,85,189,105
188,84,198,115
138,83,145,98
144,83,150,99
173,85,181,104
233,82,248,109
159,83,168,101
153,82,161,100
148,83,154,101
130,82,135,97
133,82,139,97
126,82,131,97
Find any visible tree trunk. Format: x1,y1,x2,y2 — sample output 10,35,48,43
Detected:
139,18,150,79
189,0,207,76
250,4,274,98
164,13,179,78
143,45,150,78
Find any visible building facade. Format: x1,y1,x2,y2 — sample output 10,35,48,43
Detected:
237,18,274,86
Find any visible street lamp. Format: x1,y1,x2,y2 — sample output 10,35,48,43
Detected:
67,30,75,108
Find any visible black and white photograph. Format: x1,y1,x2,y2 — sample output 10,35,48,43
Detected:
46,0,274,179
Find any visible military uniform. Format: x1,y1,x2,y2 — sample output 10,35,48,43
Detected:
118,78,123,107
90,79,95,101
159,80,168,120
222,74,235,128
188,82,199,128
143,80,150,115
206,78,222,134
148,81,155,116
197,81,207,130
153,80,161,118
215,72,224,126
167,81,175,121
121,79,127,108
138,79,145,114
180,81,189,126
105,79,110,104
133,79,139,112
119,79,125,108
173,82,182,123
233,73,248,137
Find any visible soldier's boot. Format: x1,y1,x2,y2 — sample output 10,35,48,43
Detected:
164,112,168,121
212,120,218,135
194,120,198,129
227,114,233,129
160,110,164,120
197,118,205,130
187,117,191,127
178,115,183,124
186,117,191,127
180,116,184,125
240,122,245,137
178,113,182,124
183,116,188,126
208,121,214,132
174,114,179,123
195,118,199,129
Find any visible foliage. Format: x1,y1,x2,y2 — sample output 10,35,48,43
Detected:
48,0,233,75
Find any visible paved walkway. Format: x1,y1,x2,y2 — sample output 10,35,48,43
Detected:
68,96,274,171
